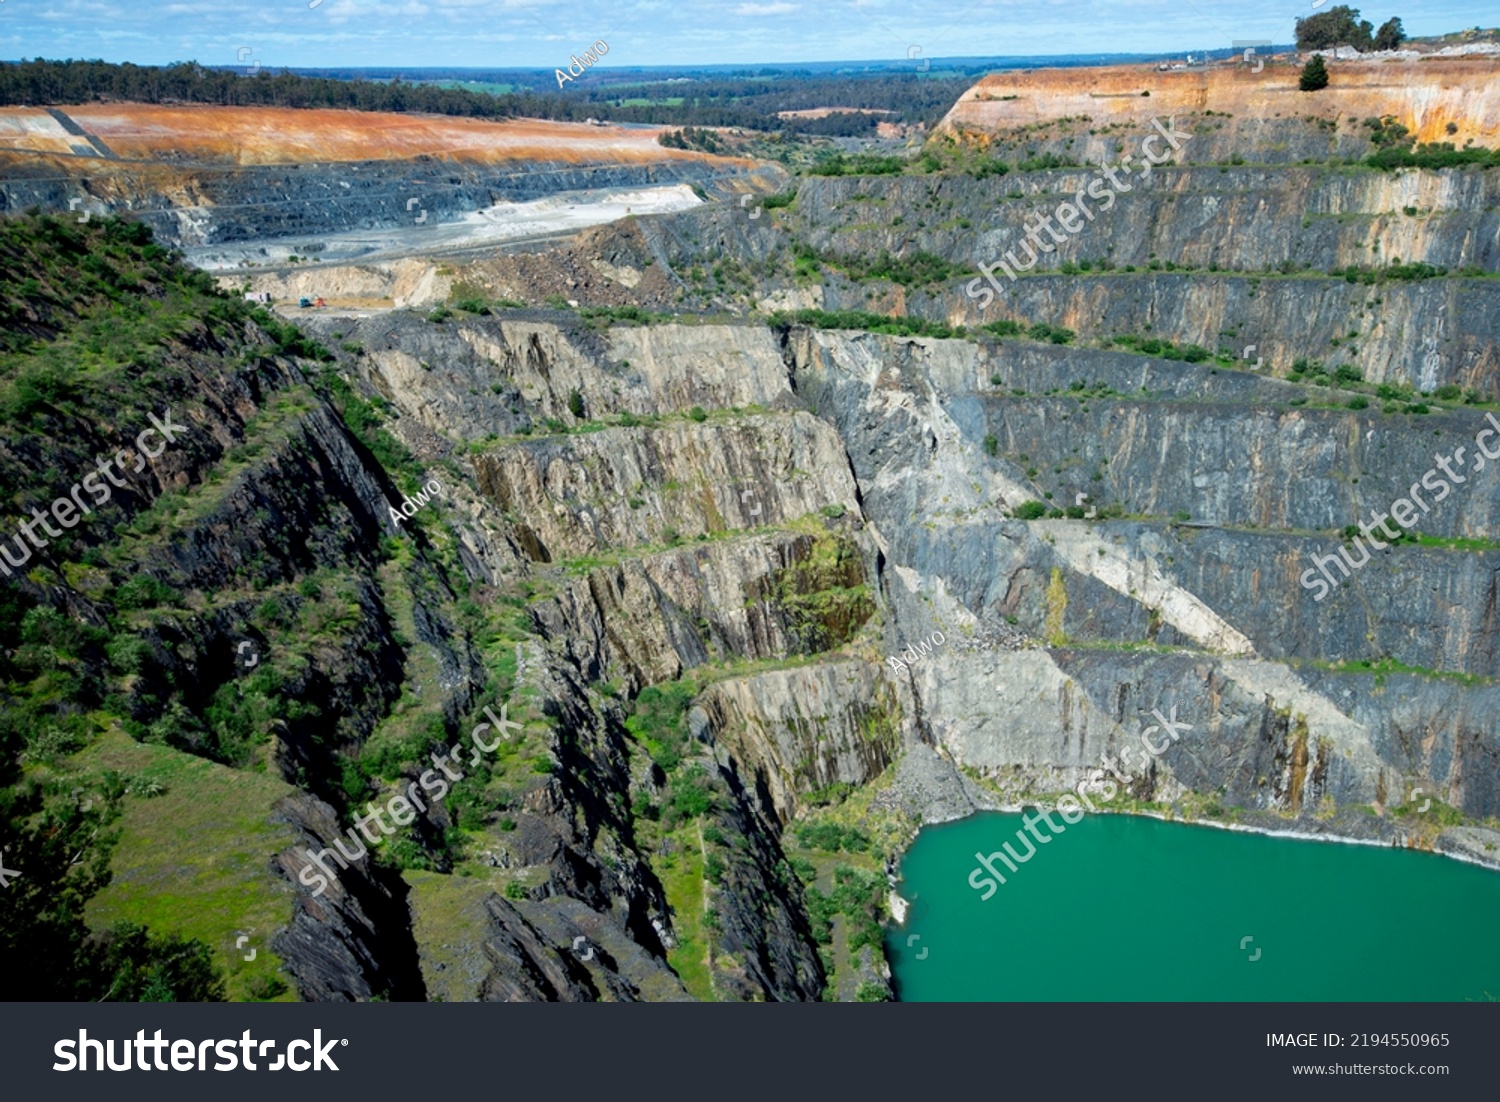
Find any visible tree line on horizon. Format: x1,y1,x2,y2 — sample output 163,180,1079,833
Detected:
1295,6,1407,52
0,58,961,134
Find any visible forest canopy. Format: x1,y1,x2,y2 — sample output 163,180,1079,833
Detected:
0,58,970,132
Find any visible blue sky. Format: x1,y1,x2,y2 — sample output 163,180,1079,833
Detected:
0,0,1491,69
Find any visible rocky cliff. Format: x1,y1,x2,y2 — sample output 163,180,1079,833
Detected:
5,53,1499,1003
941,57,1500,149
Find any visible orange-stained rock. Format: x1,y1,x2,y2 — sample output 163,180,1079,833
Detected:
0,103,746,168
940,57,1500,147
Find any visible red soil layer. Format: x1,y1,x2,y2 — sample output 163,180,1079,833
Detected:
0,103,744,168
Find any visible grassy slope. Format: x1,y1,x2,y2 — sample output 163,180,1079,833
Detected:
69,728,301,1001
404,868,505,1003
0,215,513,1000
658,821,714,1001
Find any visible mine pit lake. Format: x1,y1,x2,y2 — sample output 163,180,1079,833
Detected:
888,812,1500,1001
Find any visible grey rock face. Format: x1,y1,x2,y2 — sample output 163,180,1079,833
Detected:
23,127,1500,1003
1,157,733,247
780,320,1500,835
271,794,428,1002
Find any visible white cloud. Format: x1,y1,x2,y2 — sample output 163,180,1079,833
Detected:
733,2,799,14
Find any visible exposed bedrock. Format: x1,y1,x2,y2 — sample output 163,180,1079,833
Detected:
656,166,1500,391
697,660,902,823
781,321,1500,824
271,793,429,1002
788,166,1500,276
0,157,736,246
77,198,1500,1002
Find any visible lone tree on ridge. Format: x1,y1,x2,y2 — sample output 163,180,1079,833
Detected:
1299,54,1330,92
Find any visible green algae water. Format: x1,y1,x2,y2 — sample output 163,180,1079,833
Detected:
888,812,1500,1001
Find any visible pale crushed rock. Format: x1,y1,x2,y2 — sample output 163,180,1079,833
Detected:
886,892,909,923
1314,43,1498,61
755,286,823,313
887,561,1034,657
1431,42,1500,57
590,257,641,288
870,741,1000,826
949,622,1034,653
